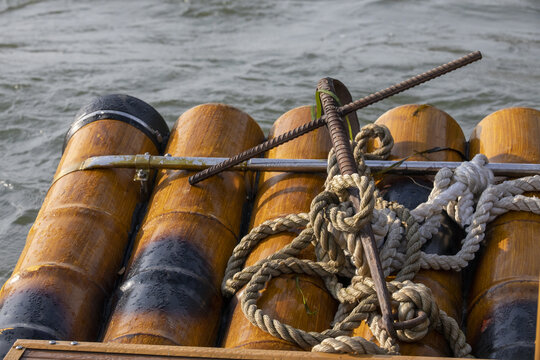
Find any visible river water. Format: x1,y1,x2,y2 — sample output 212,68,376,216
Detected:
0,0,538,282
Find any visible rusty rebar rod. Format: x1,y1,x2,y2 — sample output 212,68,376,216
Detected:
189,117,327,184
189,51,482,185
338,51,482,116
318,78,397,339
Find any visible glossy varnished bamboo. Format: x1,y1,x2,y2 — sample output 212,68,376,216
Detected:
0,120,159,356
221,106,338,350
355,104,467,356
536,279,540,360
102,104,264,346
467,107,540,359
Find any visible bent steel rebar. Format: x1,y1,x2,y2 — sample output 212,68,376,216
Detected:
188,51,482,185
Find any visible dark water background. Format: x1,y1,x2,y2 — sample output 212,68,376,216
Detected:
0,0,539,282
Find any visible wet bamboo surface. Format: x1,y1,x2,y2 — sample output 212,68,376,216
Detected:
4,340,488,360
534,282,540,360
221,106,338,350
102,104,264,346
0,118,160,357
467,107,540,359
356,104,467,356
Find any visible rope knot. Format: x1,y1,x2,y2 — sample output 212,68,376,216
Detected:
453,154,493,195
392,281,438,343
325,174,376,233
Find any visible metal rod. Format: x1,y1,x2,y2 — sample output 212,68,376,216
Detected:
188,51,482,185
392,311,428,330
188,117,327,185
76,155,540,177
318,77,396,339
338,51,482,116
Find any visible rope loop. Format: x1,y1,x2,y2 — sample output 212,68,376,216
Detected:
354,122,394,161
453,154,492,195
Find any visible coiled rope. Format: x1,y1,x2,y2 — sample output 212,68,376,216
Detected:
221,123,540,357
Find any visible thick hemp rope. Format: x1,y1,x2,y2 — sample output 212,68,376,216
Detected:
221,122,540,357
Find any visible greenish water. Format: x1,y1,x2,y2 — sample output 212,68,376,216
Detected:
0,0,539,282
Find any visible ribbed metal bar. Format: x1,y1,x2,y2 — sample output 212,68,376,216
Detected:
188,51,482,185
338,51,482,116
318,78,358,175
318,78,396,339
188,117,327,185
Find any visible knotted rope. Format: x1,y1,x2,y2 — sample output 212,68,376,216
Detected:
221,122,540,357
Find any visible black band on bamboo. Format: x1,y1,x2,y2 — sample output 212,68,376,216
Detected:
64,94,170,153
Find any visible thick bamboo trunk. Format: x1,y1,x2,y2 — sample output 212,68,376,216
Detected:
467,107,540,359
102,104,264,346
356,104,467,357
221,106,338,350
0,95,168,357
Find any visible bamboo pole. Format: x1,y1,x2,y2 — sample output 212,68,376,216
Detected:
536,276,540,360
354,104,467,356
102,104,264,346
467,107,540,359
0,95,168,358
220,106,338,350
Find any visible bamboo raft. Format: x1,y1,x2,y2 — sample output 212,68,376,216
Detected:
1,53,539,360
